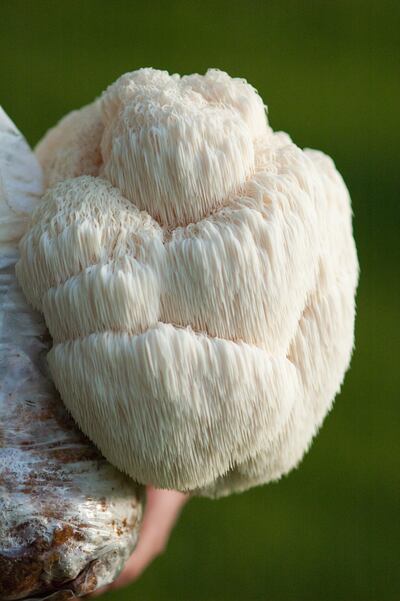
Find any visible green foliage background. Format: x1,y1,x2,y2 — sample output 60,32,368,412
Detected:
1,1,399,600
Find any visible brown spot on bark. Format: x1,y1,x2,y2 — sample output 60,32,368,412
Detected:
53,525,74,546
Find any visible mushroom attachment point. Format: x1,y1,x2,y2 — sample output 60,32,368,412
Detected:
17,68,359,498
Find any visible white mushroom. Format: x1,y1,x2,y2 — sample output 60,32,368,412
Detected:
16,68,359,497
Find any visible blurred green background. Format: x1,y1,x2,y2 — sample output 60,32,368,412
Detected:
1,1,399,600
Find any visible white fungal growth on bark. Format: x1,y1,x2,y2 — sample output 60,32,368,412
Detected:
16,68,359,497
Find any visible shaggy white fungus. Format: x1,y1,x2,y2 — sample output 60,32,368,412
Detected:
16,68,359,497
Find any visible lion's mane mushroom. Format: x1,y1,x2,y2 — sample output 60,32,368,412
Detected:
16,68,359,498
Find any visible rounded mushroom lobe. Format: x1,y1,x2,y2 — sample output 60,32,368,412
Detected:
35,101,103,189
100,68,271,226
